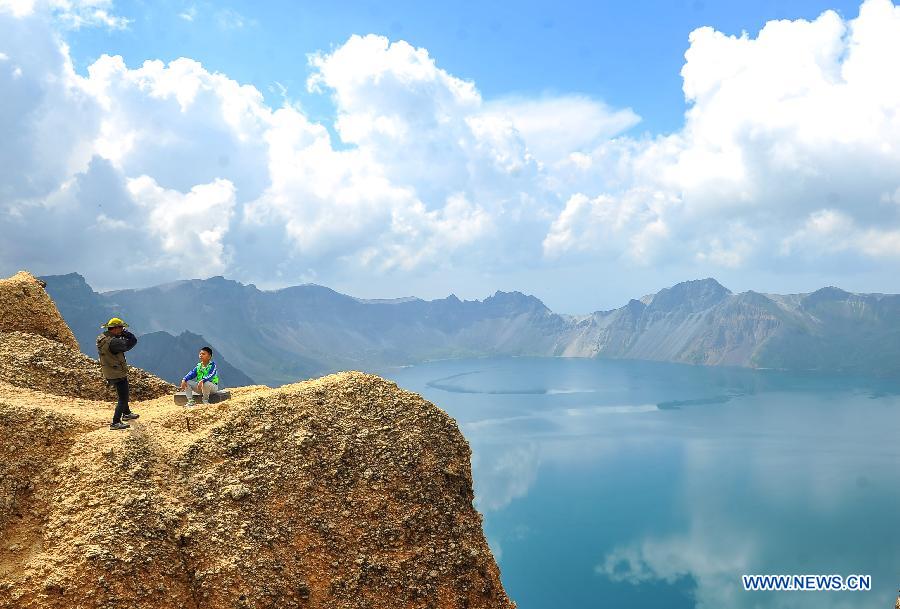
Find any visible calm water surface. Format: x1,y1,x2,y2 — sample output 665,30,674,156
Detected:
372,356,900,609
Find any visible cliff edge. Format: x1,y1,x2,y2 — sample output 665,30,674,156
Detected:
0,271,515,609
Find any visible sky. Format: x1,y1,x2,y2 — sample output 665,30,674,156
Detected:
1,0,899,314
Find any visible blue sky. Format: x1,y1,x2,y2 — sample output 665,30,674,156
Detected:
2,0,899,313
66,0,864,137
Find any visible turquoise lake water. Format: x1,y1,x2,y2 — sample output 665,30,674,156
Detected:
373,356,900,609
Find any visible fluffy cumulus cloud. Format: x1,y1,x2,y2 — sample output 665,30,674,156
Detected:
1,0,899,294
546,0,900,271
0,10,557,287
295,34,548,272
0,8,99,204
0,6,243,280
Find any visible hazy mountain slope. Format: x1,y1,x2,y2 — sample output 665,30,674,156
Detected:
128,330,256,386
41,273,257,385
36,272,115,355
102,277,332,385
560,279,900,375
753,287,900,374
42,273,900,381
101,278,566,385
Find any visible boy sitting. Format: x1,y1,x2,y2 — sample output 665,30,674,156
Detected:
180,346,220,406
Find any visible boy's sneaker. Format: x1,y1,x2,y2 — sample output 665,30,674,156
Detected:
184,399,196,409
109,421,130,430
122,413,140,421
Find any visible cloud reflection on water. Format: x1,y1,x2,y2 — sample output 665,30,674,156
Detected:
382,357,900,608
466,388,900,607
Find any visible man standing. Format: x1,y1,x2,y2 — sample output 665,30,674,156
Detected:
97,317,140,430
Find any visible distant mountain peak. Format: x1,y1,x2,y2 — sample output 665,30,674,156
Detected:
45,271,86,281
648,277,732,313
483,290,550,314
621,298,648,317
801,285,853,309
808,286,850,298
201,275,245,288
488,289,534,300
671,277,730,293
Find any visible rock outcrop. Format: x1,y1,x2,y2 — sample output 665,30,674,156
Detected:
0,272,78,351
0,331,173,401
0,272,172,401
0,272,515,609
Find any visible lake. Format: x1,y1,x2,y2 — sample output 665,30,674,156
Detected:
373,356,900,609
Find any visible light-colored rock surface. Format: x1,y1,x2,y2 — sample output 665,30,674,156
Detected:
0,331,172,401
0,271,78,351
0,376,515,609
0,272,515,609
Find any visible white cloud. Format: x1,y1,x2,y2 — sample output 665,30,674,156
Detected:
83,53,272,198
250,33,551,273
1,0,900,296
127,175,236,272
0,8,100,205
543,189,678,264
0,0,34,17
0,0,129,28
215,7,247,30
483,95,640,165
547,0,900,275
781,208,900,258
0,9,243,283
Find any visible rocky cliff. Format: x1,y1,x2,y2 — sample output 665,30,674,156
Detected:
0,271,515,609
557,278,900,375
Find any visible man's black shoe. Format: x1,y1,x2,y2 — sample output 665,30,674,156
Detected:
122,413,140,421
109,421,130,430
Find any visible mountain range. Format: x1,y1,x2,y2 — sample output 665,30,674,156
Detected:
41,273,900,386
39,273,256,386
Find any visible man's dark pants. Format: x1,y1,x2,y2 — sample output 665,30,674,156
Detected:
108,377,131,423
